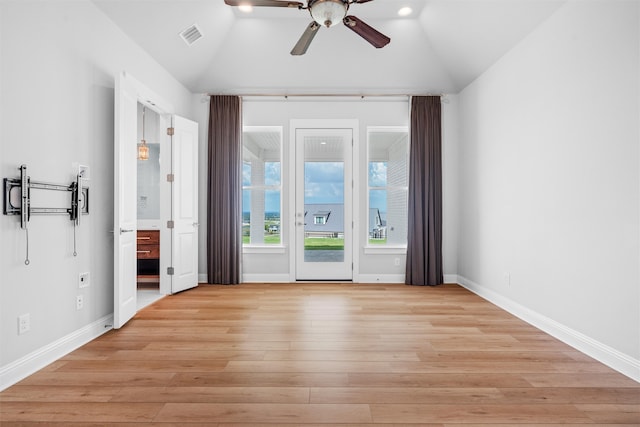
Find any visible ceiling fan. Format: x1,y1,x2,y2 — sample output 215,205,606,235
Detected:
224,0,391,55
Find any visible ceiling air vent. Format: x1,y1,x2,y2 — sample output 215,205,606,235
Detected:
179,24,203,46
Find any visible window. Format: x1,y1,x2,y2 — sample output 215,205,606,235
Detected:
314,215,327,225
367,127,409,247
242,127,282,246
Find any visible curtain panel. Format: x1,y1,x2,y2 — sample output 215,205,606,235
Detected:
405,96,443,286
207,95,242,284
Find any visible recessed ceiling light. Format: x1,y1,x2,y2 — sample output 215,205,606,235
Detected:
238,4,253,13
398,7,413,17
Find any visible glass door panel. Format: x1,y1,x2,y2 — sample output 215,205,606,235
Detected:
295,128,352,280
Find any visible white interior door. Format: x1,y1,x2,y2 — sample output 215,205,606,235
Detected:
169,115,199,293
295,128,353,281
114,72,138,328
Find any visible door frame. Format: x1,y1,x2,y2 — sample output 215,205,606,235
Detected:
288,119,359,282
114,72,174,328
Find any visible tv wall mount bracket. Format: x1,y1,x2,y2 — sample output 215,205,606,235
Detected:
3,164,89,265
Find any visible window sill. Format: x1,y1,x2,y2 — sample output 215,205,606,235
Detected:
363,245,407,255
243,245,286,254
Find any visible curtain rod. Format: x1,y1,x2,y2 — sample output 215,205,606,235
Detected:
204,93,445,98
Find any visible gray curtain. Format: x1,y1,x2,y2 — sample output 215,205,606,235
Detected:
405,96,443,286
207,95,242,284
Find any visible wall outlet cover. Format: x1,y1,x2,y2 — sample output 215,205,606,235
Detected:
79,272,90,288
18,313,30,335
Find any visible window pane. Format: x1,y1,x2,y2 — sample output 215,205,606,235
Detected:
242,127,282,246
386,188,408,244
242,162,251,186
369,189,387,244
265,190,281,244
265,162,281,186
368,161,387,187
242,189,250,243
368,129,409,246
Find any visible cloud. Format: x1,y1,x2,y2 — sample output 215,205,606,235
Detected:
304,162,345,203
242,162,251,186
369,162,387,187
265,162,281,186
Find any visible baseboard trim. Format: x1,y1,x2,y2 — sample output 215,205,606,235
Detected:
443,274,458,284
0,314,113,391
457,275,640,383
198,273,208,283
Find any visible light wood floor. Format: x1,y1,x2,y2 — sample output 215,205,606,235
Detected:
1,283,639,425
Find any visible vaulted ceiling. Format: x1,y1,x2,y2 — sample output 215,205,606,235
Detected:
92,0,566,95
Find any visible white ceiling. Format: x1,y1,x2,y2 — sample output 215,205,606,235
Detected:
92,0,566,95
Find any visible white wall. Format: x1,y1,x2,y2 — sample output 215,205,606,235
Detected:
194,98,458,282
457,0,639,377
0,0,194,384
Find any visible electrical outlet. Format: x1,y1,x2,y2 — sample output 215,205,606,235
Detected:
394,257,401,266
18,313,30,335
76,295,84,310
79,272,90,288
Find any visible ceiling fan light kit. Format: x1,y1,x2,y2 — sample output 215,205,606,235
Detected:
223,0,390,55
310,0,347,28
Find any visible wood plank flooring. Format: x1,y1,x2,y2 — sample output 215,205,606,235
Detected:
1,283,638,425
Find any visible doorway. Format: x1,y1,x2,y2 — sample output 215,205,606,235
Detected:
136,103,162,309
114,71,199,329
294,126,354,281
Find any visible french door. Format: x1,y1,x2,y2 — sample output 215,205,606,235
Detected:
294,127,354,281
114,72,199,329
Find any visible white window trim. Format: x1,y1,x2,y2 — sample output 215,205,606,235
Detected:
243,245,286,254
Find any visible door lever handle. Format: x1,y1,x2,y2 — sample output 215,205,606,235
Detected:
120,228,134,234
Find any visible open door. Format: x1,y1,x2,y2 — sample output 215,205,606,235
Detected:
114,72,198,327
113,72,138,328
169,115,199,293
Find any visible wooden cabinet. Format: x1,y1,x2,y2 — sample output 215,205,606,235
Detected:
137,230,159,282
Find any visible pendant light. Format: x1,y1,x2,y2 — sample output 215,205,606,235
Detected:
138,106,149,161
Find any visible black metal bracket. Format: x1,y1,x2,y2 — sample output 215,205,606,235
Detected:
3,165,89,222
3,164,89,264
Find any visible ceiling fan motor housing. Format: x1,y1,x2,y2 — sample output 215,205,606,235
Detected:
309,0,349,28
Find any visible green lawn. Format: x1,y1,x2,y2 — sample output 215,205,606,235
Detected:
304,238,344,250
242,235,281,244
368,238,387,245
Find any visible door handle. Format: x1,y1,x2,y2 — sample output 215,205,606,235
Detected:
193,222,199,227
120,228,134,234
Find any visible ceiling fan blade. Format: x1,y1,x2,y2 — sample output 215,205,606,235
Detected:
343,15,390,48
291,22,321,56
224,0,303,8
